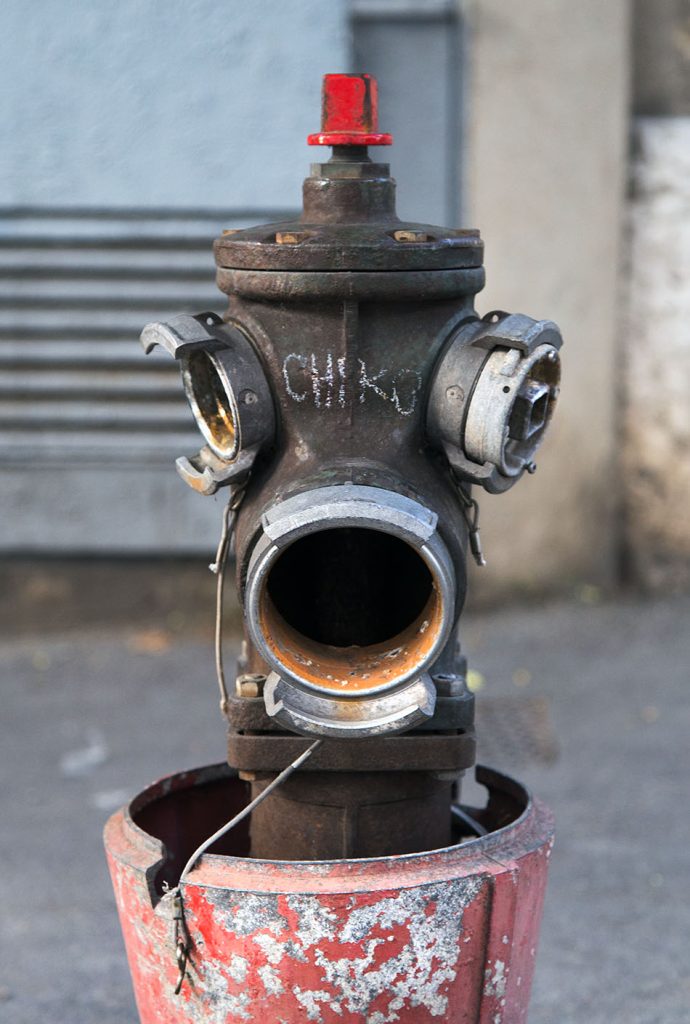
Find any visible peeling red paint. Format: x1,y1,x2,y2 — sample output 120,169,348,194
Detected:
104,765,552,1023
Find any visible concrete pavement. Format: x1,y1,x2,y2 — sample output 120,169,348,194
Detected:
1,593,688,1023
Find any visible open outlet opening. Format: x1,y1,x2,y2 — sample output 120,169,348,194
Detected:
182,350,238,460
259,526,446,694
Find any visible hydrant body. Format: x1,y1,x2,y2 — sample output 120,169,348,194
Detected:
106,74,561,1021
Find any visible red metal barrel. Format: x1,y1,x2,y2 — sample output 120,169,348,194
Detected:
105,763,553,1023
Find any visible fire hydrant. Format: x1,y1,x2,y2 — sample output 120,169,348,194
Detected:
105,74,561,1023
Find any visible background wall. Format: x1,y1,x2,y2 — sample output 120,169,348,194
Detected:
464,0,629,602
2,0,687,608
0,0,347,555
0,0,348,210
622,0,690,592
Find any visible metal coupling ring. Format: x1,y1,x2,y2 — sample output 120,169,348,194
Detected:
428,312,562,493
140,312,275,495
263,671,436,739
244,485,456,735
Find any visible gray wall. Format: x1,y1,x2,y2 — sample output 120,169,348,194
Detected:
0,0,347,209
352,0,462,226
0,0,348,556
624,118,690,591
464,0,630,602
624,1,690,591
633,0,690,115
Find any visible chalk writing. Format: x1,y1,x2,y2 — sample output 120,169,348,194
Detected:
282,352,421,416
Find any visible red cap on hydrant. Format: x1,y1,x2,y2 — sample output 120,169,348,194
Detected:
307,73,393,146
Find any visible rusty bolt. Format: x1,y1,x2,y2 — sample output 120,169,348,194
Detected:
236,673,266,699
275,231,310,245
393,230,429,243
433,673,465,697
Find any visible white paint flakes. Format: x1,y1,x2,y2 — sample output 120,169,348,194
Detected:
293,987,334,1021
227,953,248,983
205,877,484,1022
211,892,285,938
202,959,252,1022
484,959,508,999
311,879,484,1021
252,932,286,965
258,963,284,996
286,896,339,947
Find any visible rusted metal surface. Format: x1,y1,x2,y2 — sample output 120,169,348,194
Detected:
214,227,484,272
259,584,443,694
105,763,553,1024
226,731,476,774
143,75,489,746
248,770,455,860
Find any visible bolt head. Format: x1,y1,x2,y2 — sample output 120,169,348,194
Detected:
433,673,465,697
393,229,429,243
236,674,266,699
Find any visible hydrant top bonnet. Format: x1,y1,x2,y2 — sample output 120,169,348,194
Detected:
214,76,483,275
214,221,485,274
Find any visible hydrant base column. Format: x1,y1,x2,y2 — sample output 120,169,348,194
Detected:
105,764,553,1024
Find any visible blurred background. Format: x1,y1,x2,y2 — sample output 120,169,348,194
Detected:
1,2,689,1023
1,0,688,613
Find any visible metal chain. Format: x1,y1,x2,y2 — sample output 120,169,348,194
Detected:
170,481,248,994
170,739,322,995
167,479,324,995
172,890,190,996
209,483,247,717
451,474,487,567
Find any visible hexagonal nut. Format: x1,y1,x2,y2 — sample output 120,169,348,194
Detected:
508,378,553,442
432,672,466,697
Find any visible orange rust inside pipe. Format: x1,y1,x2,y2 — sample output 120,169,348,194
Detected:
259,584,444,694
